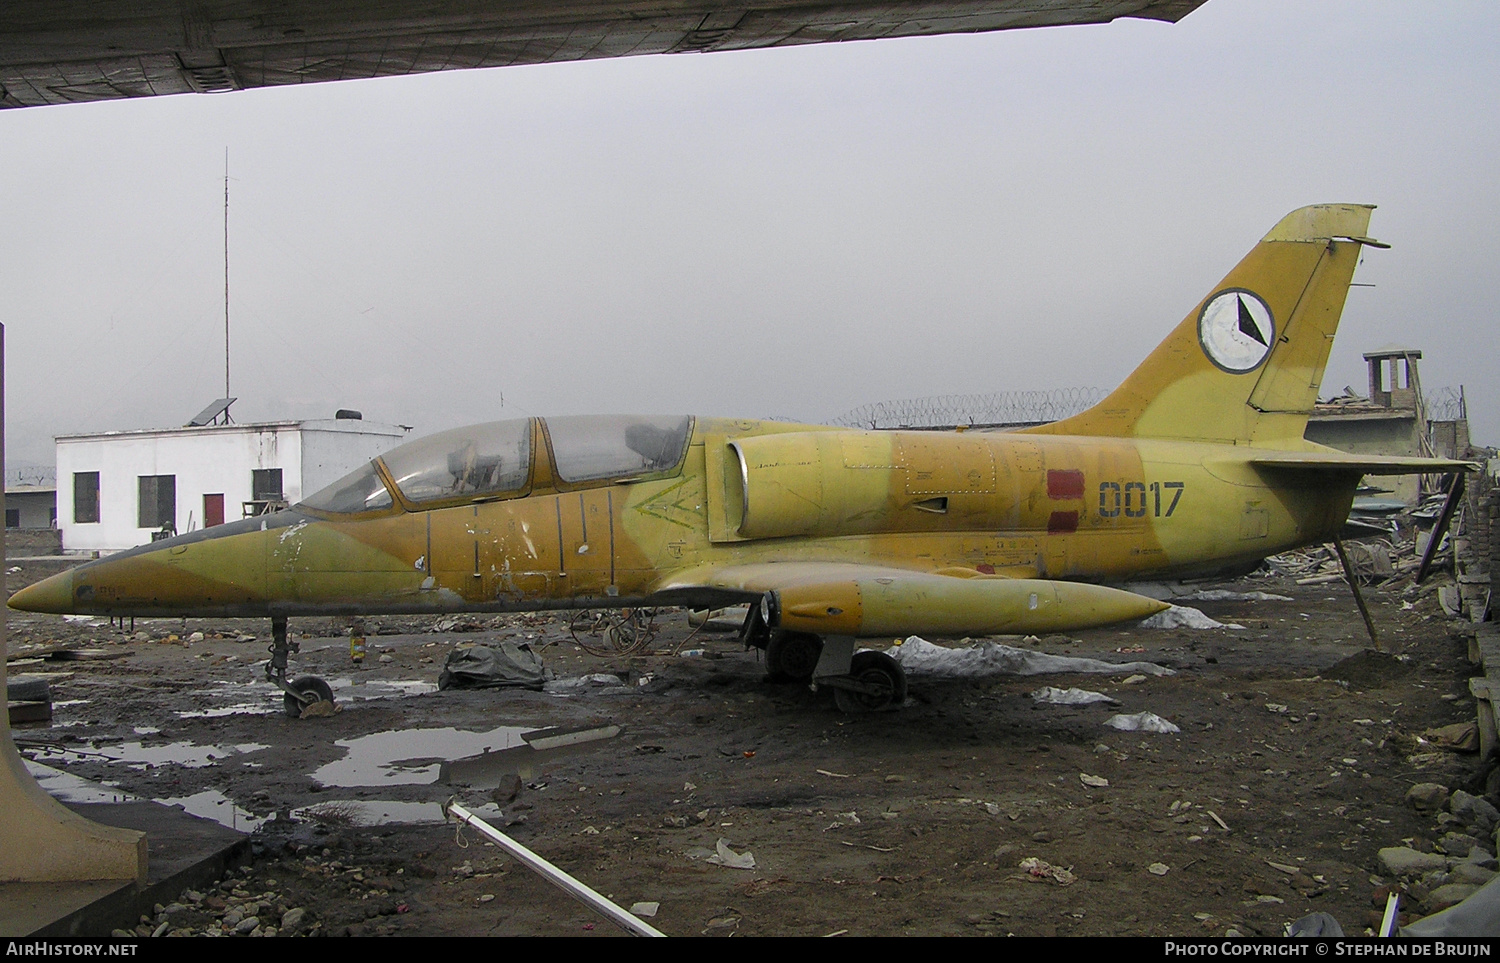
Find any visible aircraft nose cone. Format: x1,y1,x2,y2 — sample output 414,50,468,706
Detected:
8,570,76,614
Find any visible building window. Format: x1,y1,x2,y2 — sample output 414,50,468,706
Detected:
74,472,100,524
252,469,284,502
138,475,176,530
5,509,18,529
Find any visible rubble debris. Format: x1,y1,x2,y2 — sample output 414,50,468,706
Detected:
1017,857,1076,885
1420,722,1480,753
1320,649,1414,686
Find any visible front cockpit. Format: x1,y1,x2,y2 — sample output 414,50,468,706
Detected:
298,415,694,516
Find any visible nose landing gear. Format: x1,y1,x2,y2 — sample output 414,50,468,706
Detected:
266,616,336,718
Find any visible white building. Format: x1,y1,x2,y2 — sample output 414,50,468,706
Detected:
5,486,56,530
56,415,409,553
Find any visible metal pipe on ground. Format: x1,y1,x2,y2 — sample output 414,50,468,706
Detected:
443,800,667,937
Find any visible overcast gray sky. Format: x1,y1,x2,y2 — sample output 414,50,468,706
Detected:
2,0,1496,470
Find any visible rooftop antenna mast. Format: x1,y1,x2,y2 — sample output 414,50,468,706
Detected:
223,147,232,422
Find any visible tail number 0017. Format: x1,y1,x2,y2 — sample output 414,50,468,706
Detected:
1098,481,1183,519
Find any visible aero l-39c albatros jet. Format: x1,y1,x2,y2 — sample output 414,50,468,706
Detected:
10,204,1476,714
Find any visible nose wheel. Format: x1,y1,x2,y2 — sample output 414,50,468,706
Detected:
266,616,336,718
283,676,335,719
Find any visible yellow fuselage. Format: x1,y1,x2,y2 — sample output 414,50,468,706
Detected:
11,418,1352,625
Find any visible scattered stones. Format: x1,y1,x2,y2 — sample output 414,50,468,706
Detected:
1450,790,1500,834
1427,883,1481,909
1450,863,1497,886
1437,833,1482,857
1406,782,1450,813
1378,847,1447,876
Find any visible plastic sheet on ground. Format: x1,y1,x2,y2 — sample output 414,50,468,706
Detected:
1104,712,1181,734
436,642,545,691
1030,686,1118,705
1401,875,1500,937
892,636,1174,678
1172,589,1292,603
544,673,628,693
706,839,756,870
1138,605,1244,630
1130,583,1291,603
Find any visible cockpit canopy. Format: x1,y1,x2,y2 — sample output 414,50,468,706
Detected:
299,415,693,514
383,419,532,505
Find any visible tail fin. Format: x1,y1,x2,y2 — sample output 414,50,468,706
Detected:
1025,204,1384,446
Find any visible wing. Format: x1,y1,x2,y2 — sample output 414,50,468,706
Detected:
1,1,1206,109
651,561,1168,638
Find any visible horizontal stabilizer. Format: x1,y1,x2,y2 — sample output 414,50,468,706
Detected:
1246,452,1480,476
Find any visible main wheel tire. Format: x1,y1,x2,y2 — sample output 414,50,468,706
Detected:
284,676,335,719
833,651,907,713
765,632,823,683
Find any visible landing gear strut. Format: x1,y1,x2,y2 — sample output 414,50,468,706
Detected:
266,616,335,718
744,597,908,711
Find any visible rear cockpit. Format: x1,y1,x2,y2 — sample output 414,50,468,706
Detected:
299,415,693,515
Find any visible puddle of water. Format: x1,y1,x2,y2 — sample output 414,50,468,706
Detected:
443,725,622,789
176,704,277,719
311,724,622,789
331,677,440,700
29,759,266,832
291,799,452,826
312,726,534,787
26,739,268,770
291,799,508,827
176,677,437,717
23,760,137,805
157,789,266,833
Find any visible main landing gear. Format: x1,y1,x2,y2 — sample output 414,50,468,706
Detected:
742,608,906,713
266,616,336,719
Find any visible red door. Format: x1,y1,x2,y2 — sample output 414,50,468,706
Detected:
204,493,225,528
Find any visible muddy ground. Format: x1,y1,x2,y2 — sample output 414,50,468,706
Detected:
5,561,1492,937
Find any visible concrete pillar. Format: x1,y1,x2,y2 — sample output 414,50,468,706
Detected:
0,325,146,882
